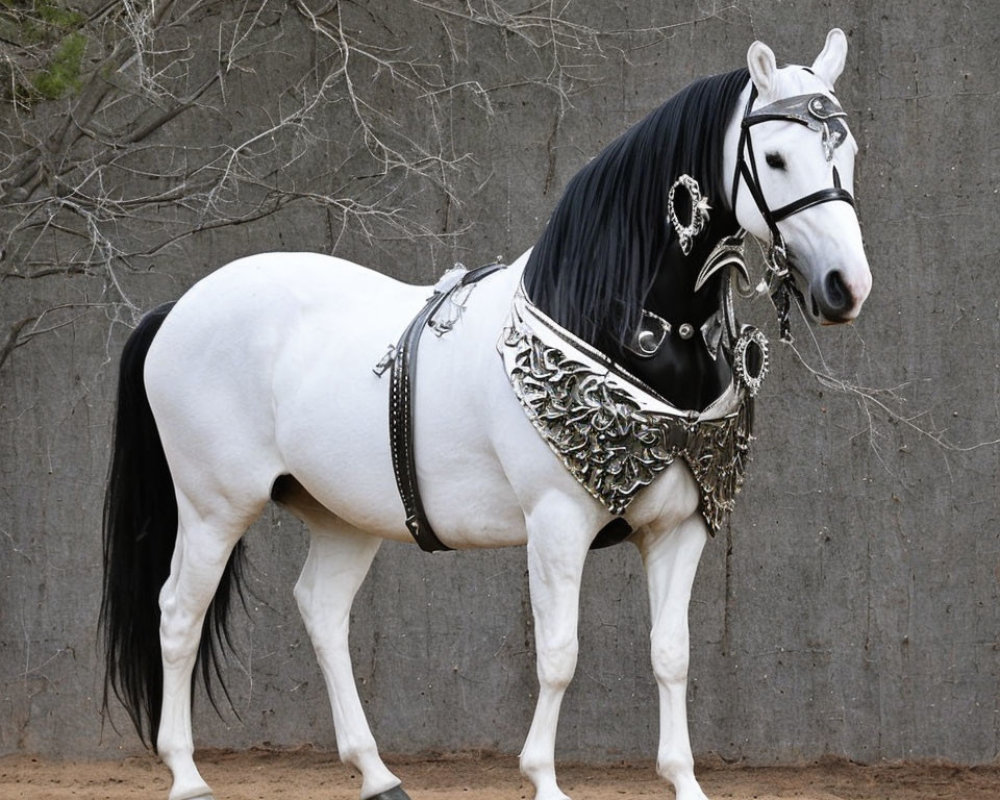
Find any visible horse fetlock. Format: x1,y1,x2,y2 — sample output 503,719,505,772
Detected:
353,761,403,799
162,765,213,800
657,750,696,785
336,738,374,769
519,758,568,800
671,776,710,800
338,738,399,796
156,730,191,764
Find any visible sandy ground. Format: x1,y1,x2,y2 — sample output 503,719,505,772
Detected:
2,749,998,800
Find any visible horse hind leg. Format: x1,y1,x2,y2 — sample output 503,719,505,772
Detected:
281,483,405,800
157,499,260,800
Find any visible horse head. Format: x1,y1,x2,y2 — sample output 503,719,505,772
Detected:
727,29,872,324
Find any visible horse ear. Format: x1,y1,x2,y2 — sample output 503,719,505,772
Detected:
812,28,848,87
747,40,778,98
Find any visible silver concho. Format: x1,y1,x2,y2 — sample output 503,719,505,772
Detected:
626,310,670,358
733,326,769,397
667,174,711,255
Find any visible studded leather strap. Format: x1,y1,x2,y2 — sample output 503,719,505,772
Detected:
389,262,506,552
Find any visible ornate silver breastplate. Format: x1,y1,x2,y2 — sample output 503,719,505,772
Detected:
498,289,754,534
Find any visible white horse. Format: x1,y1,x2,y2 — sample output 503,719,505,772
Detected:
101,30,871,800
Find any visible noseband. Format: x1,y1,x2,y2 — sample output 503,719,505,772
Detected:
731,84,855,338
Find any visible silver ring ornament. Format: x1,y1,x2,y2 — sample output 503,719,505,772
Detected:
668,174,711,256
733,326,769,397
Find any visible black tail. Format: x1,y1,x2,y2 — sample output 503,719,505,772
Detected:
100,302,247,748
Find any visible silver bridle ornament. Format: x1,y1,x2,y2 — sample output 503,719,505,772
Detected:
746,92,850,162
732,326,769,397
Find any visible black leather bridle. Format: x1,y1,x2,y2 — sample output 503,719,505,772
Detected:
730,85,856,337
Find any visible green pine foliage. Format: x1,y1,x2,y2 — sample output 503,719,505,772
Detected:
0,1,88,104
31,29,87,99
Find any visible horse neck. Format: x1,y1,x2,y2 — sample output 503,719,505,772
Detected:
615,229,738,413
644,247,722,326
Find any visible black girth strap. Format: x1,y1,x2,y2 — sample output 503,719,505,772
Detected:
389,262,506,552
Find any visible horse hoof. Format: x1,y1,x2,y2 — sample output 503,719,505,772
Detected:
365,785,412,800
170,789,216,800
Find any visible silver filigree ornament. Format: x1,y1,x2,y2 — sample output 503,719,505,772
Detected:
667,174,711,255
498,291,755,534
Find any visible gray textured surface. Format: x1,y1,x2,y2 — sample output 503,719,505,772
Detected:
1,1,998,765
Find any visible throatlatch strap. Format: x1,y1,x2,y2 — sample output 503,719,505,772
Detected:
389,262,506,552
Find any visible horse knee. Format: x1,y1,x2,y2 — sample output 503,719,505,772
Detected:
336,737,372,770
536,638,578,691
650,625,689,685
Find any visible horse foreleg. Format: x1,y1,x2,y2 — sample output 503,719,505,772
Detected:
635,514,711,800
519,514,592,800
293,514,404,800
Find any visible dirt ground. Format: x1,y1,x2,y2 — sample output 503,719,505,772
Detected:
2,749,998,800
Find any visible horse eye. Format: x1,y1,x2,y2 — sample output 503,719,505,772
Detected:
765,152,786,170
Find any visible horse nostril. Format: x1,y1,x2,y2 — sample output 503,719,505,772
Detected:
824,270,850,313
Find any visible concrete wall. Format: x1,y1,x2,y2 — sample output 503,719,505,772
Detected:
1,0,997,765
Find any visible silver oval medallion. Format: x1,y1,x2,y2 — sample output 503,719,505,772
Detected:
667,174,711,256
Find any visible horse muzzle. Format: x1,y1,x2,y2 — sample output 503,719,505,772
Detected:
787,246,870,325
809,263,871,324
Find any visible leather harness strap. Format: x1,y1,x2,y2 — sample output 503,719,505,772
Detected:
389,262,506,552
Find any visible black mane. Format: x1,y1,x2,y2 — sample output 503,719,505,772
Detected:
523,68,750,358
